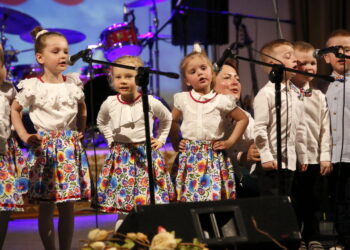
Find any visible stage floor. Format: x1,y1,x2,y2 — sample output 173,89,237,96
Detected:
4,213,339,250
4,214,117,250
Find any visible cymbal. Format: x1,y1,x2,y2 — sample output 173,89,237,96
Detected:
20,28,86,44
0,7,40,35
125,0,168,8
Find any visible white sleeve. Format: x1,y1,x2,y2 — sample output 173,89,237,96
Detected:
150,96,172,144
0,96,10,154
66,73,85,103
173,92,183,111
319,94,332,161
15,79,36,108
97,99,114,146
254,90,274,163
217,94,237,115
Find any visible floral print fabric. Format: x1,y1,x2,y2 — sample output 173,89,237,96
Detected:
173,140,236,202
0,138,29,211
96,143,174,213
27,130,91,203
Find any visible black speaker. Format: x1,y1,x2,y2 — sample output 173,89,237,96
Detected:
118,196,301,249
171,0,229,45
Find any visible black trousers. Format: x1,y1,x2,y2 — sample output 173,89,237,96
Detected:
292,164,329,243
328,163,350,248
253,165,295,197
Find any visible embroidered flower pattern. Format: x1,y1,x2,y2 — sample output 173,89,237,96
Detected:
96,143,175,213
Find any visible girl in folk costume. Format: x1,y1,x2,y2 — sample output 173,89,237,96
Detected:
170,45,248,202
0,45,28,249
96,56,174,217
11,27,91,250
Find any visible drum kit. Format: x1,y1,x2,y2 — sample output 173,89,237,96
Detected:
0,0,170,97
0,0,171,148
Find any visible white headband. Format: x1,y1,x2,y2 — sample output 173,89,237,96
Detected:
36,30,49,40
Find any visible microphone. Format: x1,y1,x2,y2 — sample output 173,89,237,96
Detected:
313,46,341,59
67,49,91,66
213,43,236,72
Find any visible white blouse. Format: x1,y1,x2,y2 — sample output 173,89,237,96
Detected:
15,73,84,132
97,94,172,146
174,89,237,141
0,82,16,139
0,82,16,153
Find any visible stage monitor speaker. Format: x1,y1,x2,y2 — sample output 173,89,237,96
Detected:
118,196,301,250
171,0,229,45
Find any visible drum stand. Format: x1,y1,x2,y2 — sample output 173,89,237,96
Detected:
82,52,179,205
143,0,160,96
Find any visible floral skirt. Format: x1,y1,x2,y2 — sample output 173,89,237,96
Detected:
96,143,175,213
0,137,29,212
172,140,236,202
27,130,91,203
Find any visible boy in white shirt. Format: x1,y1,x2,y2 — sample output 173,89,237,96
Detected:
291,41,332,250
323,29,350,250
253,39,308,196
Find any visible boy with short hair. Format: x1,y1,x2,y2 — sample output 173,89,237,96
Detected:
253,39,308,196
291,41,332,250
323,29,350,249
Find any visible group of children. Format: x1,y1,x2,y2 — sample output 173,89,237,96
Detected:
0,25,349,250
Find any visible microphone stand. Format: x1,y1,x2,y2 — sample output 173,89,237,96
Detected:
86,60,100,228
81,53,179,205
178,5,295,24
219,48,334,194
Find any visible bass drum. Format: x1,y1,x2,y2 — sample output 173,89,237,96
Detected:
81,64,116,127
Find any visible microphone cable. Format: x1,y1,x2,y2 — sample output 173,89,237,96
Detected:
272,0,284,39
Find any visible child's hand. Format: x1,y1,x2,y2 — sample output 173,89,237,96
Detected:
151,137,163,150
212,140,231,150
298,164,308,172
179,139,188,152
261,160,277,170
24,134,42,148
246,143,260,162
320,161,332,176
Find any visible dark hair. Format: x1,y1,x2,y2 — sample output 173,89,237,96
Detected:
223,58,238,74
30,26,67,54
